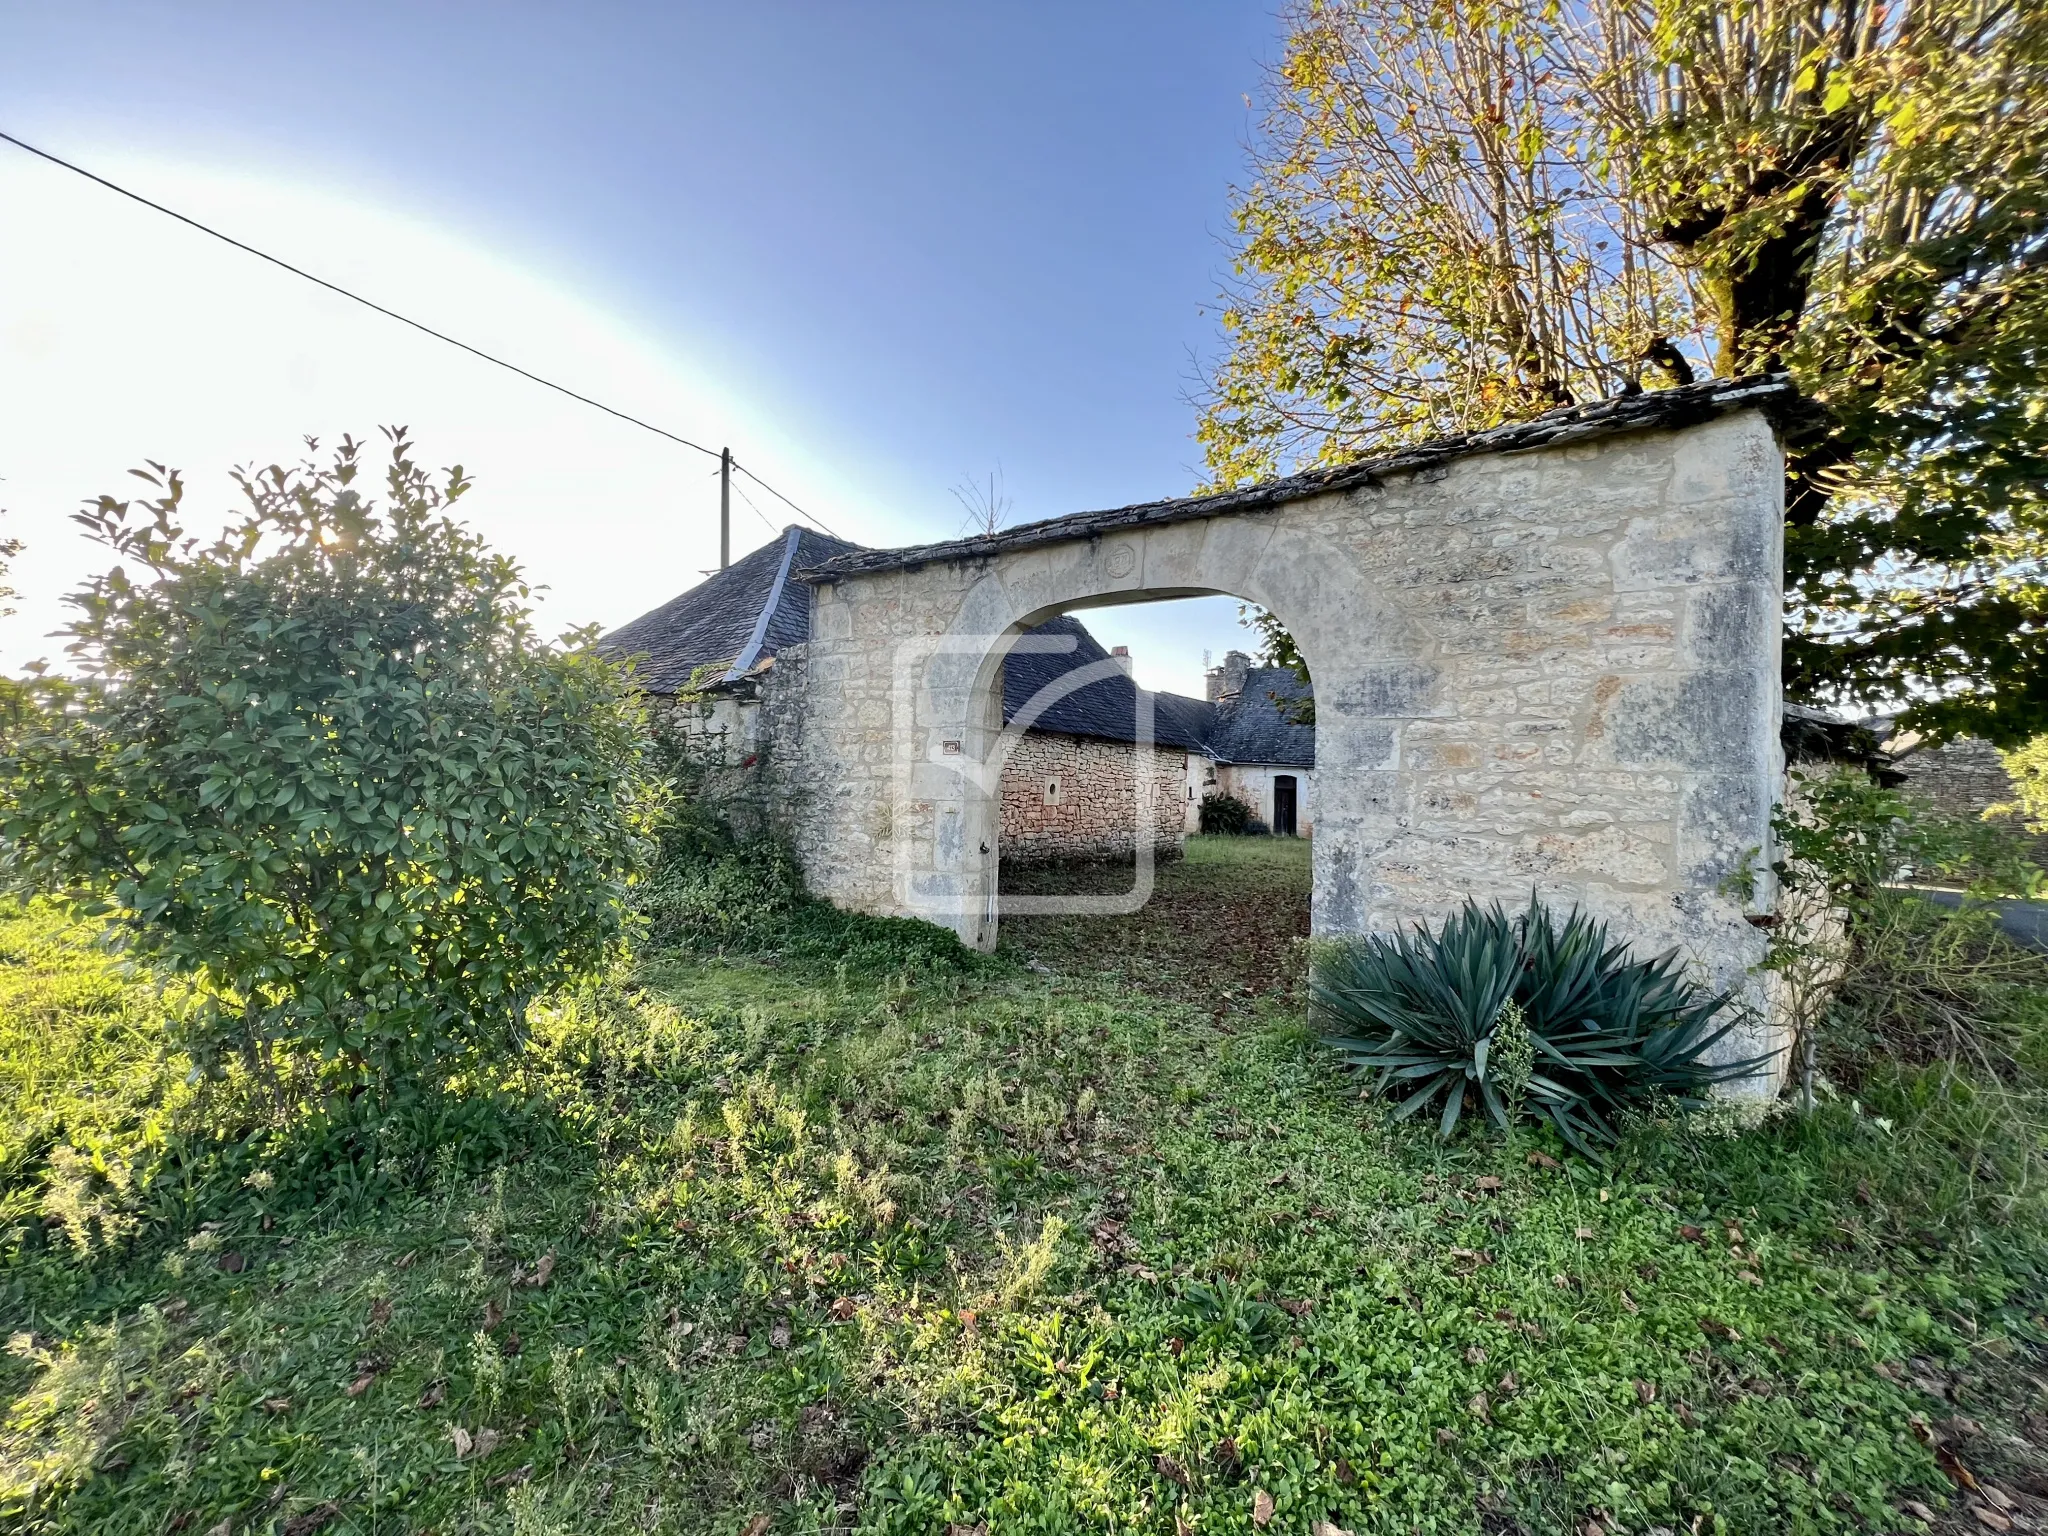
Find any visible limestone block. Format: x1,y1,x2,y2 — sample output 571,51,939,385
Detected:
1605,671,1770,772
1681,582,1776,667
1610,503,1777,591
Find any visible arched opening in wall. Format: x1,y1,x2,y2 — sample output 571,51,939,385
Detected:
988,591,1317,1008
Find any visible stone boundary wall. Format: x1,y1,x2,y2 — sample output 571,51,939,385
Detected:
1890,736,2048,865
773,409,1788,1083
1891,736,2016,820
998,730,1187,863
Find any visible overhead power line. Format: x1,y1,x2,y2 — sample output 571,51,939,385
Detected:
726,475,779,538
0,128,842,540
733,461,836,539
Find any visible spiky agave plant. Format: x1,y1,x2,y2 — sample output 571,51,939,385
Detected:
1314,898,1770,1153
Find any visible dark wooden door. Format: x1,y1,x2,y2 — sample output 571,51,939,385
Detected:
1273,775,1298,837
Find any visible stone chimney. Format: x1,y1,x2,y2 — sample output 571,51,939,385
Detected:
1207,649,1251,702
1110,645,1132,677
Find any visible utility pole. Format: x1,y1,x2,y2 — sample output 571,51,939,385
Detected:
719,446,732,569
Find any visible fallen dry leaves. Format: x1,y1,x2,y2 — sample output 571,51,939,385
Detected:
1252,1488,1276,1526
449,1425,502,1461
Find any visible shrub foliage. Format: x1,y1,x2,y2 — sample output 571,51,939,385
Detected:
1315,898,1765,1151
0,432,656,1091
1779,766,2047,903
1197,790,1264,836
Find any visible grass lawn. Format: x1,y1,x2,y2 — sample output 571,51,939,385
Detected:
1002,836,1314,1006
5,839,2048,1534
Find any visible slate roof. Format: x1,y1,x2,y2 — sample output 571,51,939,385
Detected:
1002,616,1212,753
1206,667,1315,768
600,530,1319,766
597,526,861,693
802,375,1805,583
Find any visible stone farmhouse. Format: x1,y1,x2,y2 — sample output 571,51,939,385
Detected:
601,538,1318,861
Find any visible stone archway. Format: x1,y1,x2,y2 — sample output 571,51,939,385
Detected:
906,520,1408,950
782,381,1793,1047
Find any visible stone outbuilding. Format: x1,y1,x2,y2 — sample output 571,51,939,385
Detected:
600,534,1218,863
1195,650,1316,836
993,614,1213,863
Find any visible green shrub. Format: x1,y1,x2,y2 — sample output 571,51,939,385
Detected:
1198,790,1259,835
1315,897,1766,1152
641,834,806,950
1768,767,2048,1106
1994,733,2048,832
0,434,657,1096
1778,766,2046,902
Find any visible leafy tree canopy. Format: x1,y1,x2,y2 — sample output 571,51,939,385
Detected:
0,431,658,1092
1203,0,2048,742
0,509,19,619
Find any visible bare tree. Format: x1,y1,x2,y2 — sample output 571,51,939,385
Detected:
951,467,1014,538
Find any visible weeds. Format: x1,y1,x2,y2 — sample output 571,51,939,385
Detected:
3,837,2048,1533
636,730,982,982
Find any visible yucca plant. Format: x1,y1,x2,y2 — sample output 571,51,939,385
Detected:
1314,898,1771,1153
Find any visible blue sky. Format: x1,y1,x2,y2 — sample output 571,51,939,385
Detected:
0,3,1286,697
